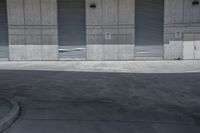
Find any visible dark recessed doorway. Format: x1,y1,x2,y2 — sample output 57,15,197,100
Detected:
0,0,9,60
58,0,86,60
135,0,164,60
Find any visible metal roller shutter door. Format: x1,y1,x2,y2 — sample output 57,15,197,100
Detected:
0,0,8,59
58,0,86,59
135,0,164,59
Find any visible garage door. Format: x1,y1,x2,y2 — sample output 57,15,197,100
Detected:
0,0,8,59
58,0,86,59
135,0,164,59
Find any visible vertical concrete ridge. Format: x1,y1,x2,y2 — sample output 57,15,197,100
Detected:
0,98,20,133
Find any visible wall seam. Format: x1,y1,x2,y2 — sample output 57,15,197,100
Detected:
23,0,27,60
117,0,119,59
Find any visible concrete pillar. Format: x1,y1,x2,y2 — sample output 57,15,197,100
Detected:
163,0,184,60
86,0,135,61
7,0,58,61
163,0,200,60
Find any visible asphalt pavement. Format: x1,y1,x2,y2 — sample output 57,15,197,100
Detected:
0,61,199,133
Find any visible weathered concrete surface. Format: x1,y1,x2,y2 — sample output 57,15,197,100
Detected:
0,61,200,73
7,0,58,61
0,61,200,133
86,0,135,60
164,0,200,60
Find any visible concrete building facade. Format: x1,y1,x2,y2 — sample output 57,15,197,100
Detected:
0,0,200,61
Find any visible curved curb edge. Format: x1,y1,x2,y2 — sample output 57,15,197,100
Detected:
0,98,20,133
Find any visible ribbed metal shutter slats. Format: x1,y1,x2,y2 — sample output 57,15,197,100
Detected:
135,0,164,58
0,0,8,59
58,0,86,59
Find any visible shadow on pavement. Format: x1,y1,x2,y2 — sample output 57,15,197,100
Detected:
0,70,200,133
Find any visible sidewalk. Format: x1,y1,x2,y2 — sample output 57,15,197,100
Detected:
0,60,200,73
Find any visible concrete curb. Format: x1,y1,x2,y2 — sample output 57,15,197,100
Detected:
0,98,20,133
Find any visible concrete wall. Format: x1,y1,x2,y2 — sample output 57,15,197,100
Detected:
86,0,135,60
7,0,58,61
5,0,200,61
164,0,200,60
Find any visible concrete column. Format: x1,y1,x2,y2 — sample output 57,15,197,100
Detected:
164,0,200,60
163,0,184,60
7,0,58,61
86,0,135,61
